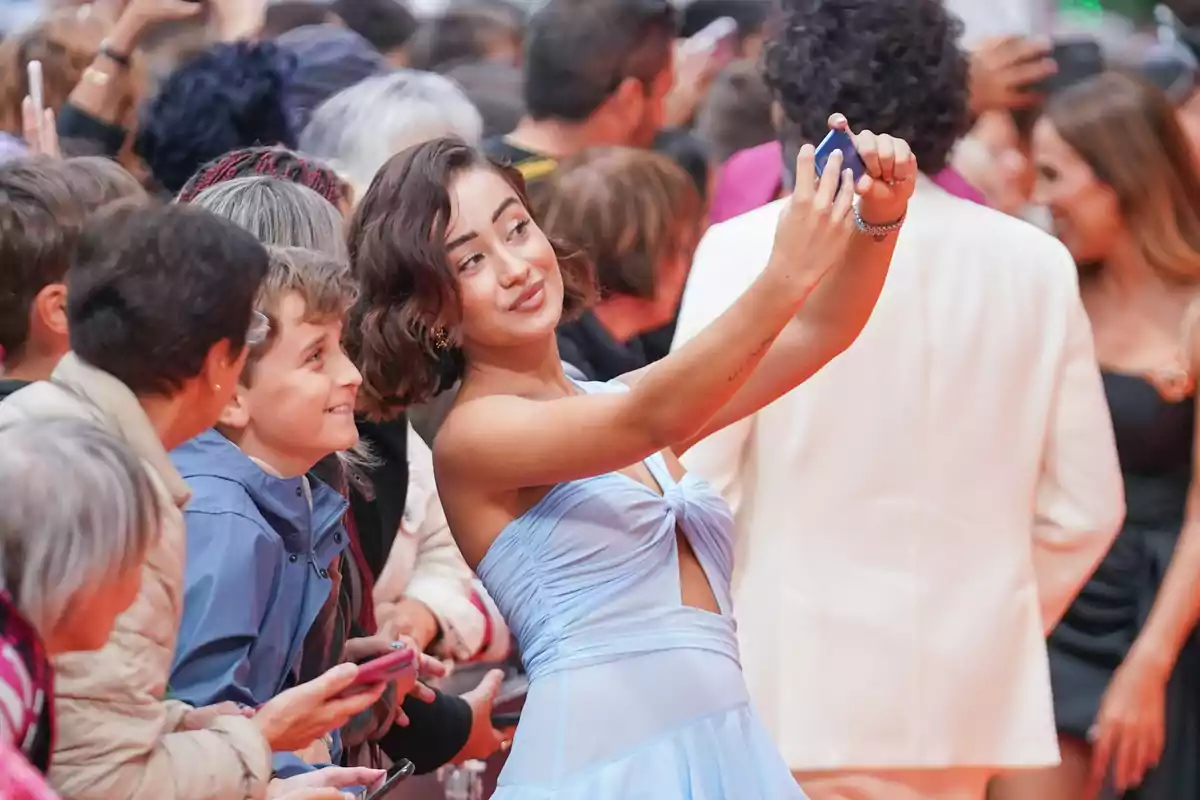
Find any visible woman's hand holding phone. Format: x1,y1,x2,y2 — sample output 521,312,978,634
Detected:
253,662,387,753
834,114,917,225
769,113,916,295
767,118,860,293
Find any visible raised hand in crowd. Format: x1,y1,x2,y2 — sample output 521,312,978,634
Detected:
663,37,725,129
253,662,388,753
206,0,269,42
20,98,57,158
969,35,1057,113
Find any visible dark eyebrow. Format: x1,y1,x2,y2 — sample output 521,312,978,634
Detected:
299,332,326,357
445,196,521,251
492,196,519,222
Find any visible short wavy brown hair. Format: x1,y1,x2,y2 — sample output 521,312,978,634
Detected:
346,137,596,418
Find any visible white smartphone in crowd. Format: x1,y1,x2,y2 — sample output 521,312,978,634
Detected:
26,59,44,141
27,60,43,116
681,16,739,62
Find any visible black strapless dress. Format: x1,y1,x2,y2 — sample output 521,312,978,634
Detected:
1048,370,1198,798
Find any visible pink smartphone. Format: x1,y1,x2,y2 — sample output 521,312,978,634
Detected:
338,645,416,698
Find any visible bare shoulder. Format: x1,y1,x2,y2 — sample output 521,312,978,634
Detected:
432,392,534,477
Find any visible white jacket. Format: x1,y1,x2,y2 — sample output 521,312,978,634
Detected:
674,178,1125,770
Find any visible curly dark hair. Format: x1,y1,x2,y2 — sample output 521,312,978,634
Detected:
346,137,596,418
175,145,347,207
134,41,298,194
763,0,971,175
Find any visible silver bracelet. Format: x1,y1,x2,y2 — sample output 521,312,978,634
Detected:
853,206,906,241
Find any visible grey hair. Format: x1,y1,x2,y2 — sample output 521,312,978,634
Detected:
299,69,484,198
0,418,161,636
190,176,349,261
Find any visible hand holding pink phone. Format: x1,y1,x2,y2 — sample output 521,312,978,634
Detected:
252,662,387,753
336,645,416,699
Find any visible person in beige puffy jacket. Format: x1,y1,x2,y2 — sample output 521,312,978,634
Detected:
0,205,385,800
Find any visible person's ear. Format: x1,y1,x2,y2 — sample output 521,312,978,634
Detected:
33,283,69,339
217,382,251,432
202,338,249,395
607,77,649,133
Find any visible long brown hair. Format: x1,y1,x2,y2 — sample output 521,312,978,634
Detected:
345,137,596,419
1044,71,1200,284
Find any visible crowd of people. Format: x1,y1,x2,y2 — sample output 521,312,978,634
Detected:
0,0,1198,798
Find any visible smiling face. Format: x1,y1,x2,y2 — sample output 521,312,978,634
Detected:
1031,117,1124,264
444,166,566,353
224,291,362,476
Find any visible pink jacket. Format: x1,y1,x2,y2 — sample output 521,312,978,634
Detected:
0,742,59,800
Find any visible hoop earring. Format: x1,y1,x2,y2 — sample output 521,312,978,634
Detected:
432,328,449,350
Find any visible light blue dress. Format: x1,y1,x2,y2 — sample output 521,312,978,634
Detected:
478,379,806,799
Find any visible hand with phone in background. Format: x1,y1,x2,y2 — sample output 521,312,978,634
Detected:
665,16,739,128
21,60,59,158
969,35,1059,113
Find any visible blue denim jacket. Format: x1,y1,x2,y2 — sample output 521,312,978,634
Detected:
168,430,349,776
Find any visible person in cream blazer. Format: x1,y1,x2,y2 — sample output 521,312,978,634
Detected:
674,171,1125,797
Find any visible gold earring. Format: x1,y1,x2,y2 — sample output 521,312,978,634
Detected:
433,328,449,350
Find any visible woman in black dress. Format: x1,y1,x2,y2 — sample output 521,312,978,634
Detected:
993,71,1200,799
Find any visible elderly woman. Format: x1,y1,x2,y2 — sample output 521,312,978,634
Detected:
0,416,378,799
298,69,482,200
0,418,161,778
190,176,350,259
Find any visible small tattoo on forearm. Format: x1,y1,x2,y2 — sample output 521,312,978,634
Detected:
729,337,773,381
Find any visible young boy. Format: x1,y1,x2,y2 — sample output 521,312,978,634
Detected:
168,247,490,778
168,246,376,772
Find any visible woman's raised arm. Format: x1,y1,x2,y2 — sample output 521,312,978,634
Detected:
670,119,916,455
437,136,867,492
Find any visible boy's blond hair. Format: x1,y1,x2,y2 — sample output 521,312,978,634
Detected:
247,246,359,376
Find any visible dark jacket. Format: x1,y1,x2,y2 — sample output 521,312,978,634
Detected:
0,379,31,403
556,312,649,382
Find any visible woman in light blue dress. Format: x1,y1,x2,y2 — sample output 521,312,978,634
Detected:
345,115,915,798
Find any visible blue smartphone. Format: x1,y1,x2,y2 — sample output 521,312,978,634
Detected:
814,128,865,191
